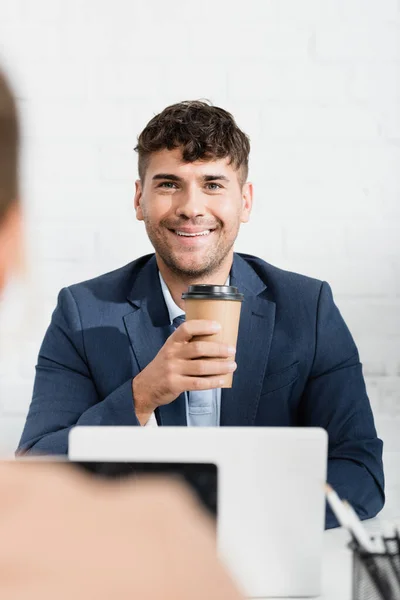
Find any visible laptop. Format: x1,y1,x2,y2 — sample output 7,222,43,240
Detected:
69,426,328,598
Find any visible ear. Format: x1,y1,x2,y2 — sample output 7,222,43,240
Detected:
240,182,253,224
0,203,23,293
134,180,145,221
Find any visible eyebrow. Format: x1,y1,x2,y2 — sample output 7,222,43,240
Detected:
152,173,230,182
203,174,230,182
152,173,182,182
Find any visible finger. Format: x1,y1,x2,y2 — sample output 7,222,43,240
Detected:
182,341,236,360
180,372,234,391
172,319,221,342
183,359,236,378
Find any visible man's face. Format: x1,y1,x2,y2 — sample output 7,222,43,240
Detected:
134,148,252,278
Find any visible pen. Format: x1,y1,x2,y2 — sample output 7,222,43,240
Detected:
342,501,379,554
324,485,376,553
324,484,351,529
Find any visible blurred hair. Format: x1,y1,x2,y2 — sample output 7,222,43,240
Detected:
0,69,19,223
135,100,250,185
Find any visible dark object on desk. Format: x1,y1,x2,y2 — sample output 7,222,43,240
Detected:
351,537,400,600
74,461,218,519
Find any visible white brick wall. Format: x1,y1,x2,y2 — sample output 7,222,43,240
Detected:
0,0,399,516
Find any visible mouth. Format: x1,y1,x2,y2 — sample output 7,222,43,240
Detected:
167,228,216,243
170,229,213,237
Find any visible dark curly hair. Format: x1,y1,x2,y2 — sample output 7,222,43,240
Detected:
0,69,18,222
135,100,250,185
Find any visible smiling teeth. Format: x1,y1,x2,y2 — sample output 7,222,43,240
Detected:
175,230,210,237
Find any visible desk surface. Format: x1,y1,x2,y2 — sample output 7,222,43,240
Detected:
250,517,395,600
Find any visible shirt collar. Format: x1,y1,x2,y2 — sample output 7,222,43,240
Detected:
158,271,230,325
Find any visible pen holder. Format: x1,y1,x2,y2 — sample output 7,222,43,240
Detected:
350,538,400,600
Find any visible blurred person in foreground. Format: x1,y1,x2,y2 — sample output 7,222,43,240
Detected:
0,69,242,600
19,99,384,528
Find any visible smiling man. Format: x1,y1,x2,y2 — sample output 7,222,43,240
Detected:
18,101,384,528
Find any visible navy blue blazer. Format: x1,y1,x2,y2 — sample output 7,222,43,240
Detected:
18,253,384,528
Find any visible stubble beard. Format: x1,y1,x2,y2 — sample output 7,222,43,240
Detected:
144,220,236,279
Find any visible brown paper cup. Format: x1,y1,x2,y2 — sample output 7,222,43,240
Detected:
183,287,243,388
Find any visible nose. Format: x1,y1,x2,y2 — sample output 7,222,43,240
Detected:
175,186,206,219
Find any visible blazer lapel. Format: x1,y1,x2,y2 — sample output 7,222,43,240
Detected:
122,253,275,427
123,255,187,426
220,254,276,426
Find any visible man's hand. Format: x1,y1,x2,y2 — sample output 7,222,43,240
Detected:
0,461,243,600
132,319,237,424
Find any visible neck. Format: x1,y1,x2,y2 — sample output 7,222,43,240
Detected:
156,254,233,311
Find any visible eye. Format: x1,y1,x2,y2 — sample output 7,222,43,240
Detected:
158,182,178,189
206,183,223,190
